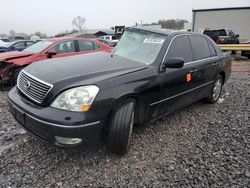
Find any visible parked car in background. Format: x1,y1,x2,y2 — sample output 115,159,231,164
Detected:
203,29,239,44
13,36,26,41
8,27,231,155
0,40,36,53
0,38,10,42
97,38,116,47
0,40,6,47
99,35,119,43
0,37,112,86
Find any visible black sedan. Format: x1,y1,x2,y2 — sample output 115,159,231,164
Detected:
0,40,36,53
8,27,232,155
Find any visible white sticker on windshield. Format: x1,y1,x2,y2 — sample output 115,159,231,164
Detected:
143,38,164,44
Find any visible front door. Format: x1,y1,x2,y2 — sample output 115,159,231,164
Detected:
156,35,198,115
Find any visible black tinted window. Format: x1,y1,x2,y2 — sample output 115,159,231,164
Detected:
208,41,217,57
166,35,192,63
190,36,210,60
78,40,94,51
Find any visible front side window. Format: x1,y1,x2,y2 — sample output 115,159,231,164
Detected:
23,40,53,53
166,35,192,63
51,40,75,54
114,28,166,65
78,40,94,51
13,42,26,48
190,36,210,60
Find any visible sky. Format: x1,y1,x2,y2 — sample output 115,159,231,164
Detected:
0,0,249,36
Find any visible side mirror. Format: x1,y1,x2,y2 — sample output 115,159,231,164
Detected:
45,50,57,58
235,34,239,38
162,57,184,69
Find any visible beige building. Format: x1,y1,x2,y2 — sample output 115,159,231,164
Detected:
192,7,250,41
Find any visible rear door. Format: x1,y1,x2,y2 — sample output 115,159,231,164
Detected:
188,35,220,99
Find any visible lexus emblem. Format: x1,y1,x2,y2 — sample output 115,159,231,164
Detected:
24,81,31,90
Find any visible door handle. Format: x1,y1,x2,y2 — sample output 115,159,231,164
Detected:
190,69,197,74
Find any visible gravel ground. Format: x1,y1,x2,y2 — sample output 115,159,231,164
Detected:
0,72,249,187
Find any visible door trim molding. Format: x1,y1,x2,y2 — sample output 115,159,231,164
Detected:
150,81,214,106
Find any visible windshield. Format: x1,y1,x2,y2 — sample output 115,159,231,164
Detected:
23,40,53,53
114,28,166,65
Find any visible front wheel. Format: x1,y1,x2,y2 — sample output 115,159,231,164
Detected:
205,75,223,104
106,99,135,155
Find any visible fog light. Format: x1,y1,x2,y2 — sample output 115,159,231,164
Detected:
55,136,82,145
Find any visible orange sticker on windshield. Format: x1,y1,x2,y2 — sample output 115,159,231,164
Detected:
187,73,191,82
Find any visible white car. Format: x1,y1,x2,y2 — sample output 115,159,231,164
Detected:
98,35,119,43
0,39,7,47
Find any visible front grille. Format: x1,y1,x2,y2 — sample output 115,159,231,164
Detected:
17,70,53,104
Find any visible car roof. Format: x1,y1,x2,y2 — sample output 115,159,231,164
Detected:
128,27,174,36
48,36,99,42
129,27,208,39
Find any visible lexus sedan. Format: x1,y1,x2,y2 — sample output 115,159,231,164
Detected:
8,27,231,155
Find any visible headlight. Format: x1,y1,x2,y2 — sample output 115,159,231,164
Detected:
51,85,99,112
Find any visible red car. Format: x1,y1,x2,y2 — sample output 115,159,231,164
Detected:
0,37,112,86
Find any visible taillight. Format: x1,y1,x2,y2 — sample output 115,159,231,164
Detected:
216,37,222,44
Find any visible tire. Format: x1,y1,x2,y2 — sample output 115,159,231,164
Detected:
205,75,223,104
106,99,135,155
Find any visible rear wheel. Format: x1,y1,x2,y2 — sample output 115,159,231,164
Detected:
106,99,135,155
205,75,223,104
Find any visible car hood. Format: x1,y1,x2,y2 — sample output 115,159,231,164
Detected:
24,52,148,85
0,51,34,62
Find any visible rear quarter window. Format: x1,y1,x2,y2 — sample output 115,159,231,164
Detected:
208,41,217,57
190,35,211,60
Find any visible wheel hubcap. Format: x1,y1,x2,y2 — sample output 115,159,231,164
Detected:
213,79,222,101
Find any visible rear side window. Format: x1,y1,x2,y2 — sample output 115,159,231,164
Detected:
190,36,210,60
104,36,110,40
208,41,217,57
166,35,192,63
94,43,100,50
78,40,94,51
26,41,35,47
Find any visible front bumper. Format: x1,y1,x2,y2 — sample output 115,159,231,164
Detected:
8,87,104,146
